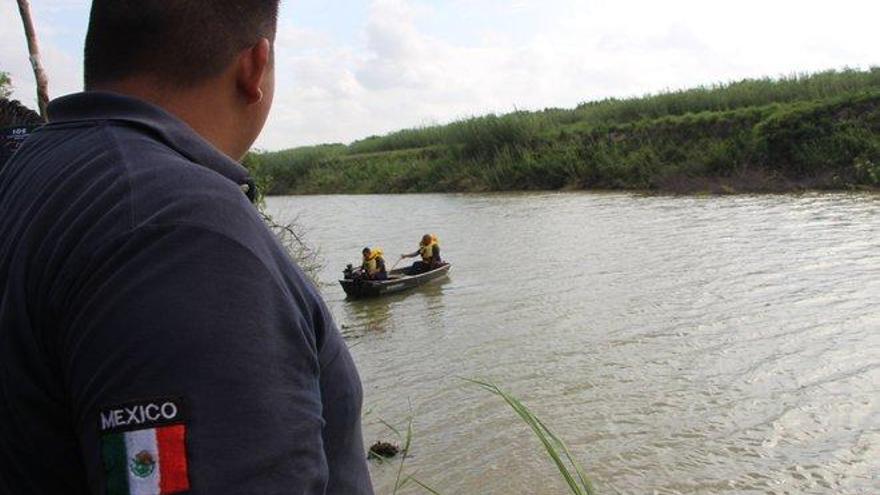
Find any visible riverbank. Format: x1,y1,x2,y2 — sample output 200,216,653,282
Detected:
250,69,880,194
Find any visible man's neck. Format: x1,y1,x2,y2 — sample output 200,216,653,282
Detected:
91,78,245,160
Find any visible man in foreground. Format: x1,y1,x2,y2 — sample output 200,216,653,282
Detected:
0,1,374,494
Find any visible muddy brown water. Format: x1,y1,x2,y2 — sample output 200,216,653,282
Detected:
267,192,880,494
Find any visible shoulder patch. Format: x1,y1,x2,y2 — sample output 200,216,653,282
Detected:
99,397,186,434
99,398,190,495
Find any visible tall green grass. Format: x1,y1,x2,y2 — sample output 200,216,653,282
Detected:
373,415,442,495
337,68,880,156
251,143,347,195
569,67,880,127
251,68,880,194
371,381,597,495
467,379,597,495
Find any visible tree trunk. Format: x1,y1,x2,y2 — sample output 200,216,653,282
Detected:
16,0,49,122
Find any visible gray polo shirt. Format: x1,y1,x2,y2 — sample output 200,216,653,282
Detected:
0,92,374,495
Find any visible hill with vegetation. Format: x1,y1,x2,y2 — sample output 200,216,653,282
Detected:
249,68,880,194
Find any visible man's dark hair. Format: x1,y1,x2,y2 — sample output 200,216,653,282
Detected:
84,1,279,89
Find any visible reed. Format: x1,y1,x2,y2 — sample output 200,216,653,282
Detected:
467,379,597,495
250,68,880,194
372,414,442,495
371,381,597,495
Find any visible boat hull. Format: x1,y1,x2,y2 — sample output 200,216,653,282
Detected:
340,263,451,298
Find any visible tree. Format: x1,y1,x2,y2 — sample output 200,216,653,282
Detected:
0,72,11,100
15,0,49,121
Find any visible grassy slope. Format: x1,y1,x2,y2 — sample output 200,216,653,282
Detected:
251,68,880,194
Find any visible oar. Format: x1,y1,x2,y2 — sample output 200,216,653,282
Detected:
389,255,406,271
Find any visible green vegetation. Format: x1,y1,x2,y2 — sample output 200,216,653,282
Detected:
0,71,11,99
469,379,596,495
251,68,880,194
243,153,324,285
1,71,43,127
372,414,441,495
369,381,595,495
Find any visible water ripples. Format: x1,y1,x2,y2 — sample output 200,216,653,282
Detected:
269,192,880,494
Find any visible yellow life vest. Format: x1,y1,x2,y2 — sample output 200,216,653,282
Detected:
418,235,439,262
362,248,385,275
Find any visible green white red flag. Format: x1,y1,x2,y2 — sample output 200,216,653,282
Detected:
99,398,190,495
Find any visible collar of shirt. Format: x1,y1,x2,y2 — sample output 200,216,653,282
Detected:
47,91,257,202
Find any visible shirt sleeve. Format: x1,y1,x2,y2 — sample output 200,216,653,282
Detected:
59,224,330,494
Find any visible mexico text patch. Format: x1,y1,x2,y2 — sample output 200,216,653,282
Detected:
99,398,190,495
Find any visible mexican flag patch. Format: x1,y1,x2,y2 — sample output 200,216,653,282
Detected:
99,398,190,495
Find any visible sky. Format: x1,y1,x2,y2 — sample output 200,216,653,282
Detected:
2,0,879,150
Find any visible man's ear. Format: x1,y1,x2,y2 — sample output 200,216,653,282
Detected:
236,38,272,104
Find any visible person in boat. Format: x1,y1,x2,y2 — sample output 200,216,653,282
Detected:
401,234,441,274
361,247,388,280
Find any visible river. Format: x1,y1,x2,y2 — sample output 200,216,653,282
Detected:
266,192,880,494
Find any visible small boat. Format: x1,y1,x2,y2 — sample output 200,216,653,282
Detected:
340,263,451,298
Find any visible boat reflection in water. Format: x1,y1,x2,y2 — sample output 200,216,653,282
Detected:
339,269,451,337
